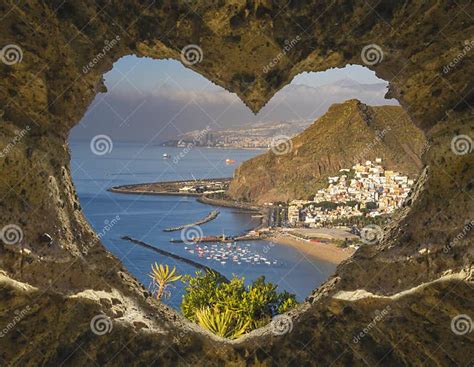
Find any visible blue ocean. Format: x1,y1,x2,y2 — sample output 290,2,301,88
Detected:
69,141,336,309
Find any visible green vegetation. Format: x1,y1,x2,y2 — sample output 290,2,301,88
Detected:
303,201,342,210
149,263,182,300
181,271,297,338
364,201,378,210
329,215,389,227
336,169,356,180
195,307,249,339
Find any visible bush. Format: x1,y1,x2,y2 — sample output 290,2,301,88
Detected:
365,201,378,210
181,271,297,337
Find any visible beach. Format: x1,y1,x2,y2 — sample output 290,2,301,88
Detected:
269,233,355,264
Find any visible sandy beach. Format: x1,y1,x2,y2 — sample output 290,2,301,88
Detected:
269,233,356,264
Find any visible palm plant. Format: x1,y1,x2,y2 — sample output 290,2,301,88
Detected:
149,263,182,300
195,307,249,339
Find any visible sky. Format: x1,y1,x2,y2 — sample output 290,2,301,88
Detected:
70,56,398,142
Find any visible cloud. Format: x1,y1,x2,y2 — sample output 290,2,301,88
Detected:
70,79,397,142
152,88,240,105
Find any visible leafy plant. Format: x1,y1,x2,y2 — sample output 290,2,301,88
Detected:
195,307,249,339
149,263,182,300
180,270,224,319
181,271,297,338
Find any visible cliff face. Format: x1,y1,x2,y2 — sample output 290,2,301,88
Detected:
0,1,473,366
229,100,426,203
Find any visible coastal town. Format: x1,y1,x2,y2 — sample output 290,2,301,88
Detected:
111,158,414,252
285,158,414,227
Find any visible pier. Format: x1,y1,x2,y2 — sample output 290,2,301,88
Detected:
169,233,265,243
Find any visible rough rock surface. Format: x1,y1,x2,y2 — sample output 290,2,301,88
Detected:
229,99,426,203
0,0,473,365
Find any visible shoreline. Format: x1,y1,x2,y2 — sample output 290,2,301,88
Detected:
109,180,356,265
269,233,355,264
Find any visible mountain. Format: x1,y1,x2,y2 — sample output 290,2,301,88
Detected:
228,99,426,204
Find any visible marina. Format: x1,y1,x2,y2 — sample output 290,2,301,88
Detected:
183,242,278,266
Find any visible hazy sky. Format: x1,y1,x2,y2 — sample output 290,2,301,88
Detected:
70,56,397,142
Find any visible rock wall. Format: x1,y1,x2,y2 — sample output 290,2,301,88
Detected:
0,1,473,365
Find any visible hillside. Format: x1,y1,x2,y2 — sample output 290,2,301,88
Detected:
228,99,426,204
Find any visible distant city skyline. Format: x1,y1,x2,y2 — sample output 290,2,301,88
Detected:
102,55,386,93
70,56,398,142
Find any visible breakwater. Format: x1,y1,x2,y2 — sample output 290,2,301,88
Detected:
163,210,220,232
121,236,229,282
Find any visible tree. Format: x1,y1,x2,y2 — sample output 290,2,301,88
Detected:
315,201,339,210
365,201,378,210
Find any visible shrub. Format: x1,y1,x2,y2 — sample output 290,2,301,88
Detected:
195,307,249,339
181,271,297,337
